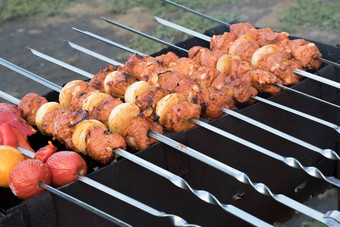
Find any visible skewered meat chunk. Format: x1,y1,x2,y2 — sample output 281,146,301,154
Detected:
19,93,48,126
158,71,182,92
41,109,88,150
173,78,200,100
223,79,258,104
230,22,255,37
89,64,116,92
135,87,170,112
239,70,281,95
210,32,237,53
90,97,123,127
155,51,179,67
290,42,322,70
229,33,260,63
104,70,137,99
125,114,163,150
193,88,234,120
85,127,126,165
163,100,201,133
189,46,224,68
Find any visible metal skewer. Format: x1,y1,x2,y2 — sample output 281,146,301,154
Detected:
0,64,274,227
21,51,340,187
1,71,338,226
65,31,340,133
64,41,340,160
161,0,340,69
154,16,340,89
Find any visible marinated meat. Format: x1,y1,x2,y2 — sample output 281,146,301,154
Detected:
189,46,224,68
193,88,235,120
155,52,179,67
163,100,201,133
89,64,116,92
19,93,48,126
85,127,126,165
106,70,137,99
290,43,322,70
158,71,183,92
67,81,98,110
230,22,255,37
210,32,237,53
173,78,200,100
135,87,170,111
41,109,88,150
90,97,123,127
223,79,258,104
125,114,163,150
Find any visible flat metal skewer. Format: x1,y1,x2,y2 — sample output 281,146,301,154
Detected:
1,64,273,227
1,83,338,225
20,52,340,187
65,41,340,160
154,16,340,88
161,0,340,69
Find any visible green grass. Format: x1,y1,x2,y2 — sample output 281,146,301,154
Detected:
278,0,340,33
0,0,72,22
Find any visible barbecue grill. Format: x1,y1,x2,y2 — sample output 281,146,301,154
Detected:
0,12,339,227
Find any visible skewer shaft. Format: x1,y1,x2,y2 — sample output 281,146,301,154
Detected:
100,17,188,53
154,17,340,89
161,0,231,27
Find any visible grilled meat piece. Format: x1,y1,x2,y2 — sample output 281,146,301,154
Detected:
163,100,201,133
244,69,282,95
125,114,163,151
19,93,48,126
210,32,237,53
105,70,137,99
135,87,170,112
41,109,88,150
155,51,179,67
194,87,235,120
290,42,322,70
85,127,126,165
189,46,224,68
90,97,123,127
89,64,116,92
64,81,98,110
230,22,255,37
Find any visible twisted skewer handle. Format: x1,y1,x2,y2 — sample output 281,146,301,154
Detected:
114,148,273,227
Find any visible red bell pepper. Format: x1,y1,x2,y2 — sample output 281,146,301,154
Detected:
34,141,57,163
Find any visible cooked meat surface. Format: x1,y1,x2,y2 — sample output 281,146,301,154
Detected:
135,87,170,111
106,70,137,99
19,93,48,126
89,64,116,92
210,32,237,53
85,127,126,165
155,52,179,67
90,97,123,127
230,22,255,37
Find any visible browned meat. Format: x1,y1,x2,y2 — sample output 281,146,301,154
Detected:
249,28,289,47
222,79,258,104
210,32,237,53
230,22,255,37
230,59,254,76
68,81,98,110
42,109,88,150
158,71,183,92
19,93,48,126
169,58,198,77
257,53,302,85
155,52,179,67
89,64,115,92
106,70,137,99
135,87,170,111
163,101,201,133
189,46,224,68
90,97,123,127
193,88,235,120
244,70,282,95
232,40,259,63
173,78,200,100
290,43,322,70
125,114,163,151
85,127,126,165
190,66,220,89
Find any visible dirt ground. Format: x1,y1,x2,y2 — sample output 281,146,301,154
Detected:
0,0,339,226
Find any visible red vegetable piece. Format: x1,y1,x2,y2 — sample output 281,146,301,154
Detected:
9,159,51,200
46,151,87,187
0,123,17,147
35,141,57,163
0,104,22,116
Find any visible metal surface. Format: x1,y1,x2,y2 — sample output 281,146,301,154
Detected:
101,17,188,53
148,131,339,225
78,176,199,227
115,148,273,227
155,17,340,89
0,90,21,106
222,108,340,160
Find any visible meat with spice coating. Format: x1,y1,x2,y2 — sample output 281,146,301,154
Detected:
90,97,123,127
89,64,115,92
19,93,48,126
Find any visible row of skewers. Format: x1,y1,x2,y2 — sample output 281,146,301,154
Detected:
1,1,340,226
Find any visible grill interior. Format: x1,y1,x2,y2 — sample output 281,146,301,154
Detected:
0,24,339,227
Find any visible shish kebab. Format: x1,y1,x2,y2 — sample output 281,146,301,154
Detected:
0,90,203,227
161,0,340,69
151,17,340,89
23,47,340,188
71,26,340,134
64,41,340,161
100,17,340,109
1,60,339,227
